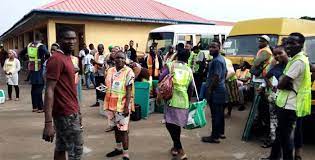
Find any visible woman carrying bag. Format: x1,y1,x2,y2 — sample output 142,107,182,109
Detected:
159,49,193,160
3,49,21,101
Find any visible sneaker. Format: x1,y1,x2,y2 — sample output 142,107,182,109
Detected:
238,105,246,111
122,156,130,160
90,102,99,107
201,136,220,143
106,149,123,157
219,135,226,139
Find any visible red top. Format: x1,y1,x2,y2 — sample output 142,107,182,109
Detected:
46,51,79,117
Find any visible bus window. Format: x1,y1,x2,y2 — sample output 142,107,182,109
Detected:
224,35,278,56
177,35,193,46
305,37,315,64
221,35,226,44
196,34,201,45
146,32,174,55
214,35,220,41
199,35,214,50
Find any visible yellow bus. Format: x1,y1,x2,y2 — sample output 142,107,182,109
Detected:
223,18,315,65
223,18,315,106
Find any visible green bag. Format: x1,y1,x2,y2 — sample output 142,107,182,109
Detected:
185,99,207,130
185,75,207,130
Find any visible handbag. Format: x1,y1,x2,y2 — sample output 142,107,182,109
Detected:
185,75,207,130
158,65,174,100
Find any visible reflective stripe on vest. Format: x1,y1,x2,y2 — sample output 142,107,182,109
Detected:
275,52,311,117
257,47,272,77
147,54,160,77
28,43,42,71
104,66,134,112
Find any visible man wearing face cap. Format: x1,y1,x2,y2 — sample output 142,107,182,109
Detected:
262,33,311,160
252,35,273,79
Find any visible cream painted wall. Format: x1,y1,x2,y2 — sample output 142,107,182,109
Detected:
47,20,56,50
4,18,166,54
48,18,165,54
85,21,164,53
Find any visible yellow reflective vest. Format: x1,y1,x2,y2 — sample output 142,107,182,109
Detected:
27,42,42,71
275,52,311,117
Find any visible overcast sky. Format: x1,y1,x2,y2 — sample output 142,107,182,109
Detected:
0,0,313,35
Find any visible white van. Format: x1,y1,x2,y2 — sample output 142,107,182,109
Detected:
146,24,232,59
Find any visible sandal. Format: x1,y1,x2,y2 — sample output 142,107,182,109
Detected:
179,154,188,160
170,147,178,156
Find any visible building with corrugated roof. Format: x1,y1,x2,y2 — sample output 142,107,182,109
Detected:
0,0,232,54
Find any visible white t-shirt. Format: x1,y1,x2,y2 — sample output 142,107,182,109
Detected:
95,54,106,76
79,49,86,66
284,59,305,111
84,54,94,72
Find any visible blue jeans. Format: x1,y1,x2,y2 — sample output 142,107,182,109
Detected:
209,103,225,139
199,82,207,100
85,72,95,89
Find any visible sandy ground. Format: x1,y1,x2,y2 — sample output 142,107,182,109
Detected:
0,72,314,160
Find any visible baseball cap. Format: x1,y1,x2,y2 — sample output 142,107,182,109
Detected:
259,35,270,43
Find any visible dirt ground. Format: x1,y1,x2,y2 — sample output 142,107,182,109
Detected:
0,73,314,160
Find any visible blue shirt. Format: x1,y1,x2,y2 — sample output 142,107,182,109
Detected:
266,63,285,80
207,54,227,104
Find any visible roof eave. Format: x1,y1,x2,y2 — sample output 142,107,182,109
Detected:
0,9,214,41
34,9,214,25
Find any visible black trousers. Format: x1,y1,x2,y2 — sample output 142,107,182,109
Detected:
7,84,19,99
94,76,105,102
31,84,44,110
294,118,303,149
166,123,182,149
210,103,225,139
270,108,297,160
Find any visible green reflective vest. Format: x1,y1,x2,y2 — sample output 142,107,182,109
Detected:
188,51,203,73
28,42,42,71
275,52,311,117
168,62,193,109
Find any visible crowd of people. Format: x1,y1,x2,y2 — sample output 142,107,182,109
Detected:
0,25,313,160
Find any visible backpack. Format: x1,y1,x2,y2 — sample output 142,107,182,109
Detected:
158,64,174,100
